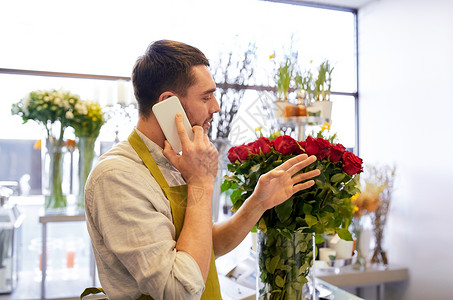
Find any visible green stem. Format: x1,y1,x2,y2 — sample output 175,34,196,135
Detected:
46,139,67,210
77,137,97,207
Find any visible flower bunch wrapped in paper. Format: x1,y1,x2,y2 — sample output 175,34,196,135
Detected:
222,132,363,299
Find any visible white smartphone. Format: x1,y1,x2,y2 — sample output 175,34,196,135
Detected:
152,96,194,153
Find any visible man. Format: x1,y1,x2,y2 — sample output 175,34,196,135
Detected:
85,39,320,299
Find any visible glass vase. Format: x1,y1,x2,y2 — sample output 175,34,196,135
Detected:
257,229,315,300
42,138,67,214
371,225,388,265
77,137,97,209
351,219,367,271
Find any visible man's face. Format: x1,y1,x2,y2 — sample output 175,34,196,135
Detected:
178,65,220,132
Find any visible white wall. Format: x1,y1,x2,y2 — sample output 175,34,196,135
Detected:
359,0,453,299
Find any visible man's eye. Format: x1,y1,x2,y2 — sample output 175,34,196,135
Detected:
203,95,212,101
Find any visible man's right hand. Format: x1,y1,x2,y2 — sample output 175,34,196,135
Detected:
163,113,218,186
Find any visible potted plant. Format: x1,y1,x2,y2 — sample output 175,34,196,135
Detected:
310,60,334,119
271,54,295,118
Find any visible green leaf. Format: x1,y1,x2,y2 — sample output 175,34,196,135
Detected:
220,180,231,193
305,214,318,227
330,173,346,183
275,275,285,288
337,228,353,241
324,205,335,213
303,203,312,215
230,189,243,203
275,198,293,223
266,255,280,273
315,233,325,244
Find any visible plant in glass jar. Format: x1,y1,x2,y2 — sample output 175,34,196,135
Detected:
67,100,106,209
11,89,80,212
275,57,294,102
222,129,363,300
295,63,314,106
313,60,334,102
270,54,297,119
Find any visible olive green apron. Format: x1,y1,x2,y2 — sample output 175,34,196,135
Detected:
129,130,221,300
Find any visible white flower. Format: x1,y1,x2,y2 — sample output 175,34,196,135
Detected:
54,97,62,106
75,102,88,115
65,111,74,119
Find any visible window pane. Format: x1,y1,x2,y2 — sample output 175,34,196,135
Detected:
330,95,357,149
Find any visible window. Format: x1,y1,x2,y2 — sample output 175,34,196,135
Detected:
0,0,357,192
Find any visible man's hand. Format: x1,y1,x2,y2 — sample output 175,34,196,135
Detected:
252,154,320,212
163,113,218,185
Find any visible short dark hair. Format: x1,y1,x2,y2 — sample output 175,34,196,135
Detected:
131,40,210,118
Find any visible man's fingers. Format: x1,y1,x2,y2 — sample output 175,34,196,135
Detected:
276,154,308,171
293,179,316,193
286,155,317,175
162,140,177,161
292,169,321,183
175,113,191,145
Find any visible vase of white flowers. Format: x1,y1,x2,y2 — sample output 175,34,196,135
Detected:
42,136,68,212
12,89,80,213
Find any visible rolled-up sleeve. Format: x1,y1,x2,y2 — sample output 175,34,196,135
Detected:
85,161,205,300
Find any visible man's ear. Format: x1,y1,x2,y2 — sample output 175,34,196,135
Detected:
157,92,176,103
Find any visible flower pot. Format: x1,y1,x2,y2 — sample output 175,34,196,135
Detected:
257,229,315,300
310,101,333,120
274,99,291,119
42,138,68,214
77,137,97,209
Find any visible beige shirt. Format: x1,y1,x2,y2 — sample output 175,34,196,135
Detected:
85,129,205,300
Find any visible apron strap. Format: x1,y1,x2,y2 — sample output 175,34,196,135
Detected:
129,131,170,189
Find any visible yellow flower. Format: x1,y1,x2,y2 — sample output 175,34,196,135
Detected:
320,121,331,132
255,126,262,132
269,54,275,60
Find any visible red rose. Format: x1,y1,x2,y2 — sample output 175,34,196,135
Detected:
298,140,306,150
274,135,298,155
305,136,330,160
342,151,363,175
227,144,251,162
316,137,331,160
246,141,257,155
252,137,272,155
305,136,319,157
294,141,305,155
329,143,346,162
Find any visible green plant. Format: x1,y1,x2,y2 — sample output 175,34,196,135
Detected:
276,57,294,100
294,66,314,103
314,60,334,101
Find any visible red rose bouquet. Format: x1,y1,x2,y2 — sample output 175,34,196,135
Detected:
223,133,362,237
222,132,363,299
